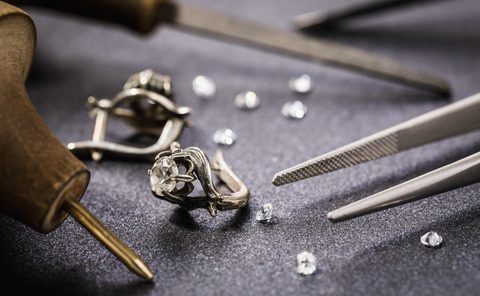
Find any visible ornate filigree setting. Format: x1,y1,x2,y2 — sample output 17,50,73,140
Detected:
148,143,249,216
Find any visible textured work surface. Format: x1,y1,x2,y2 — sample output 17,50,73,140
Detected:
1,0,480,295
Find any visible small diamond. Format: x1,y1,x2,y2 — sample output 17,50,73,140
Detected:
256,203,273,223
296,251,316,276
213,128,236,146
282,101,307,119
192,75,216,99
123,69,172,97
289,75,312,94
235,91,260,110
421,231,443,247
149,156,179,195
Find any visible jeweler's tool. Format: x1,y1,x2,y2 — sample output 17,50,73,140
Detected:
0,2,153,281
272,93,480,221
328,151,480,221
9,0,449,95
294,0,443,30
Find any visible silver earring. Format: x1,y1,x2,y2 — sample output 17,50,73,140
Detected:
148,142,250,216
68,69,191,161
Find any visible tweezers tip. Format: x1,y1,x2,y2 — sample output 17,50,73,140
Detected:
272,172,291,186
327,211,339,221
271,175,281,186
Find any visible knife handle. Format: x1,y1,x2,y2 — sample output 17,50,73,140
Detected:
6,0,167,33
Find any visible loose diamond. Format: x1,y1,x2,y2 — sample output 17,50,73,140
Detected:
256,203,273,223
235,91,260,110
289,75,312,94
149,156,179,195
421,231,443,247
213,128,237,146
296,251,316,276
282,101,307,119
192,75,216,99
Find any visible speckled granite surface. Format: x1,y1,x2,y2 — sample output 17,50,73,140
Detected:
1,0,480,295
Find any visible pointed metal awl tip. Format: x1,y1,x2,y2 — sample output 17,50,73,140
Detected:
63,199,155,281
133,258,155,281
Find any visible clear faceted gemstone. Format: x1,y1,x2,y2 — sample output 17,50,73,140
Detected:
296,251,316,276
123,69,172,97
213,128,237,146
192,75,216,99
256,203,273,223
235,91,260,110
289,74,312,94
149,156,179,195
421,231,443,247
282,101,308,119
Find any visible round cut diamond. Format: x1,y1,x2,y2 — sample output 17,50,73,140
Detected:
213,128,237,146
123,69,172,97
296,251,316,276
289,74,312,94
235,91,260,110
256,203,273,223
282,101,308,119
420,231,443,247
192,75,216,99
150,156,179,195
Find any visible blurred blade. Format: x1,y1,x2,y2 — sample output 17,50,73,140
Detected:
293,0,441,30
272,93,480,186
159,2,449,95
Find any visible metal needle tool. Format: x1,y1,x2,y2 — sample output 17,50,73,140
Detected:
272,93,480,221
11,0,450,95
63,199,154,280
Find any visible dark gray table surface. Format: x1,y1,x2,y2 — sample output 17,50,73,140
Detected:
1,0,480,295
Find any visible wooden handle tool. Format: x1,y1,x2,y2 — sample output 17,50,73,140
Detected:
0,1,153,281
8,0,450,95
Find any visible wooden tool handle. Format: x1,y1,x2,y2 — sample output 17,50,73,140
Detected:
8,0,167,33
0,2,90,233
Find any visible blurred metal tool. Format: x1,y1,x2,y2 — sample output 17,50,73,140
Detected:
294,0,443,30
10,0,449,95
272,93,480,220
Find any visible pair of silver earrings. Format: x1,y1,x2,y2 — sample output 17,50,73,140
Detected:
69,69,249,216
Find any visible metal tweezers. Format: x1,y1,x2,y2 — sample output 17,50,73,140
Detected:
272,93,480,221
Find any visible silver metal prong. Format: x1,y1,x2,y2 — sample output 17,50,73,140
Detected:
90,103,109,162
328,151,480,222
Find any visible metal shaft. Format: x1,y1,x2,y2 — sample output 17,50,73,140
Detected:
159,2,450,95
328,151,480,221
63,199,154,281
91,106,108,162
8,0,450,94
294,0,442,29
